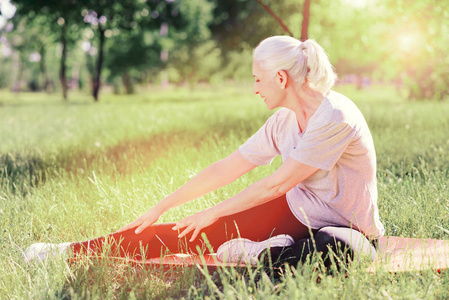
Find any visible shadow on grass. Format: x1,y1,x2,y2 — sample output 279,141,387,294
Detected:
0,113,259,195
0,151,56,195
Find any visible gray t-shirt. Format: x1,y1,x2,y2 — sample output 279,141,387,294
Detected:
239,91,385,238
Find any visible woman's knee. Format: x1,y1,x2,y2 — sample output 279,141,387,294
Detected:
314,227,352,259
315,226,376,262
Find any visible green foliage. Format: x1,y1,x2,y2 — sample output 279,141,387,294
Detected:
220,46,253,82
105,31,162,79
4,14,59,92
3,0,449,100
165,0,216,86
168,40,223,85
210,0,293,51
173,0,214,43
0,57,12,88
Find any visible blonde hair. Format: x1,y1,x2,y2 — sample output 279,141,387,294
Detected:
253,36,337,94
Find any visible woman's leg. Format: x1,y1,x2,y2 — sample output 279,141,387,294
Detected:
71,195,311,259
263,226,377,269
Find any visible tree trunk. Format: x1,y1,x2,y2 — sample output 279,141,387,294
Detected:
12,50,21,92
71,63,80,91
300,0,311,42
39,45,51,92
60,23,68,101
188,60,196,90
92,26,105,102
122,69,134,94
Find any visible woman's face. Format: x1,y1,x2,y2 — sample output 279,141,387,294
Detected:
252,61,285,110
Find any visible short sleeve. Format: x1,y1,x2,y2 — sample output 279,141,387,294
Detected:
239,113,281,165
290,121,355,170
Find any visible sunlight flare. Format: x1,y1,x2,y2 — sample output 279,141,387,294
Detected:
341,0,369,8
397,30,424,54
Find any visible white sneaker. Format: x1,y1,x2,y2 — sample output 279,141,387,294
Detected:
24,242,72,263
216,234,294,265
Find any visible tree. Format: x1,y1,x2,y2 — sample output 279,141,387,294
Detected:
165,0,215,87
104,0,217,89
253,0,311,41
80,0,144,101
13,0,84,100
105,30,163,94
3,12,58,92
255,0,294,37
96,0,176,95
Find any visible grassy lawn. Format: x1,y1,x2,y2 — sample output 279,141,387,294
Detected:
1,84,449,298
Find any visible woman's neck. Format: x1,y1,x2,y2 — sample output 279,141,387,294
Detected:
284,86,325,133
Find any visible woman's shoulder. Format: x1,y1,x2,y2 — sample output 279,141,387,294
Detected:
325,91,366,125
273,107,293,117
262,108,297,137
268,107,295,124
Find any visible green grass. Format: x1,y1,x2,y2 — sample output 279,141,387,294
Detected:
1,84,449,298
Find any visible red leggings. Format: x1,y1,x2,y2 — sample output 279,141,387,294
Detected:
71,195,311,259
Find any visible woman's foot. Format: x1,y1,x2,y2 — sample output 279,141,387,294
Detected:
24,242,72,263
216,234,294,265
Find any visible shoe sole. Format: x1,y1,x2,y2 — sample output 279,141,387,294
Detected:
216,234,294,264
24,242,71,263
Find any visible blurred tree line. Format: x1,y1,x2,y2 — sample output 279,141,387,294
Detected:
0,0,448,101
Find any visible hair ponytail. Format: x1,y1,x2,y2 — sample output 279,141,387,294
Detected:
301,39,337,94
254,36,337,93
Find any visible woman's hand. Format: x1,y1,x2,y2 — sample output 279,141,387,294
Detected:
172,209,218,242
115,151,254,236
116,206,164,234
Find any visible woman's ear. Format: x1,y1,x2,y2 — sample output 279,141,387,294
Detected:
276,70,288,89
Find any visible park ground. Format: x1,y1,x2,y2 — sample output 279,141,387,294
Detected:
1,84,449,298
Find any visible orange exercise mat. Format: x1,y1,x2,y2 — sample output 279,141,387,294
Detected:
368,236,449,272
116,236,449,273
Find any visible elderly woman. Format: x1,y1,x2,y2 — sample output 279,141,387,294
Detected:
26,36,384,267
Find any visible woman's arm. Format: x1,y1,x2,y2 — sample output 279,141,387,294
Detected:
117,150,257,234
173,157,319,241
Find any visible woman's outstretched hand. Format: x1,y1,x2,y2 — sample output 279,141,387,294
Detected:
172,209,218,242
116,207,163,234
